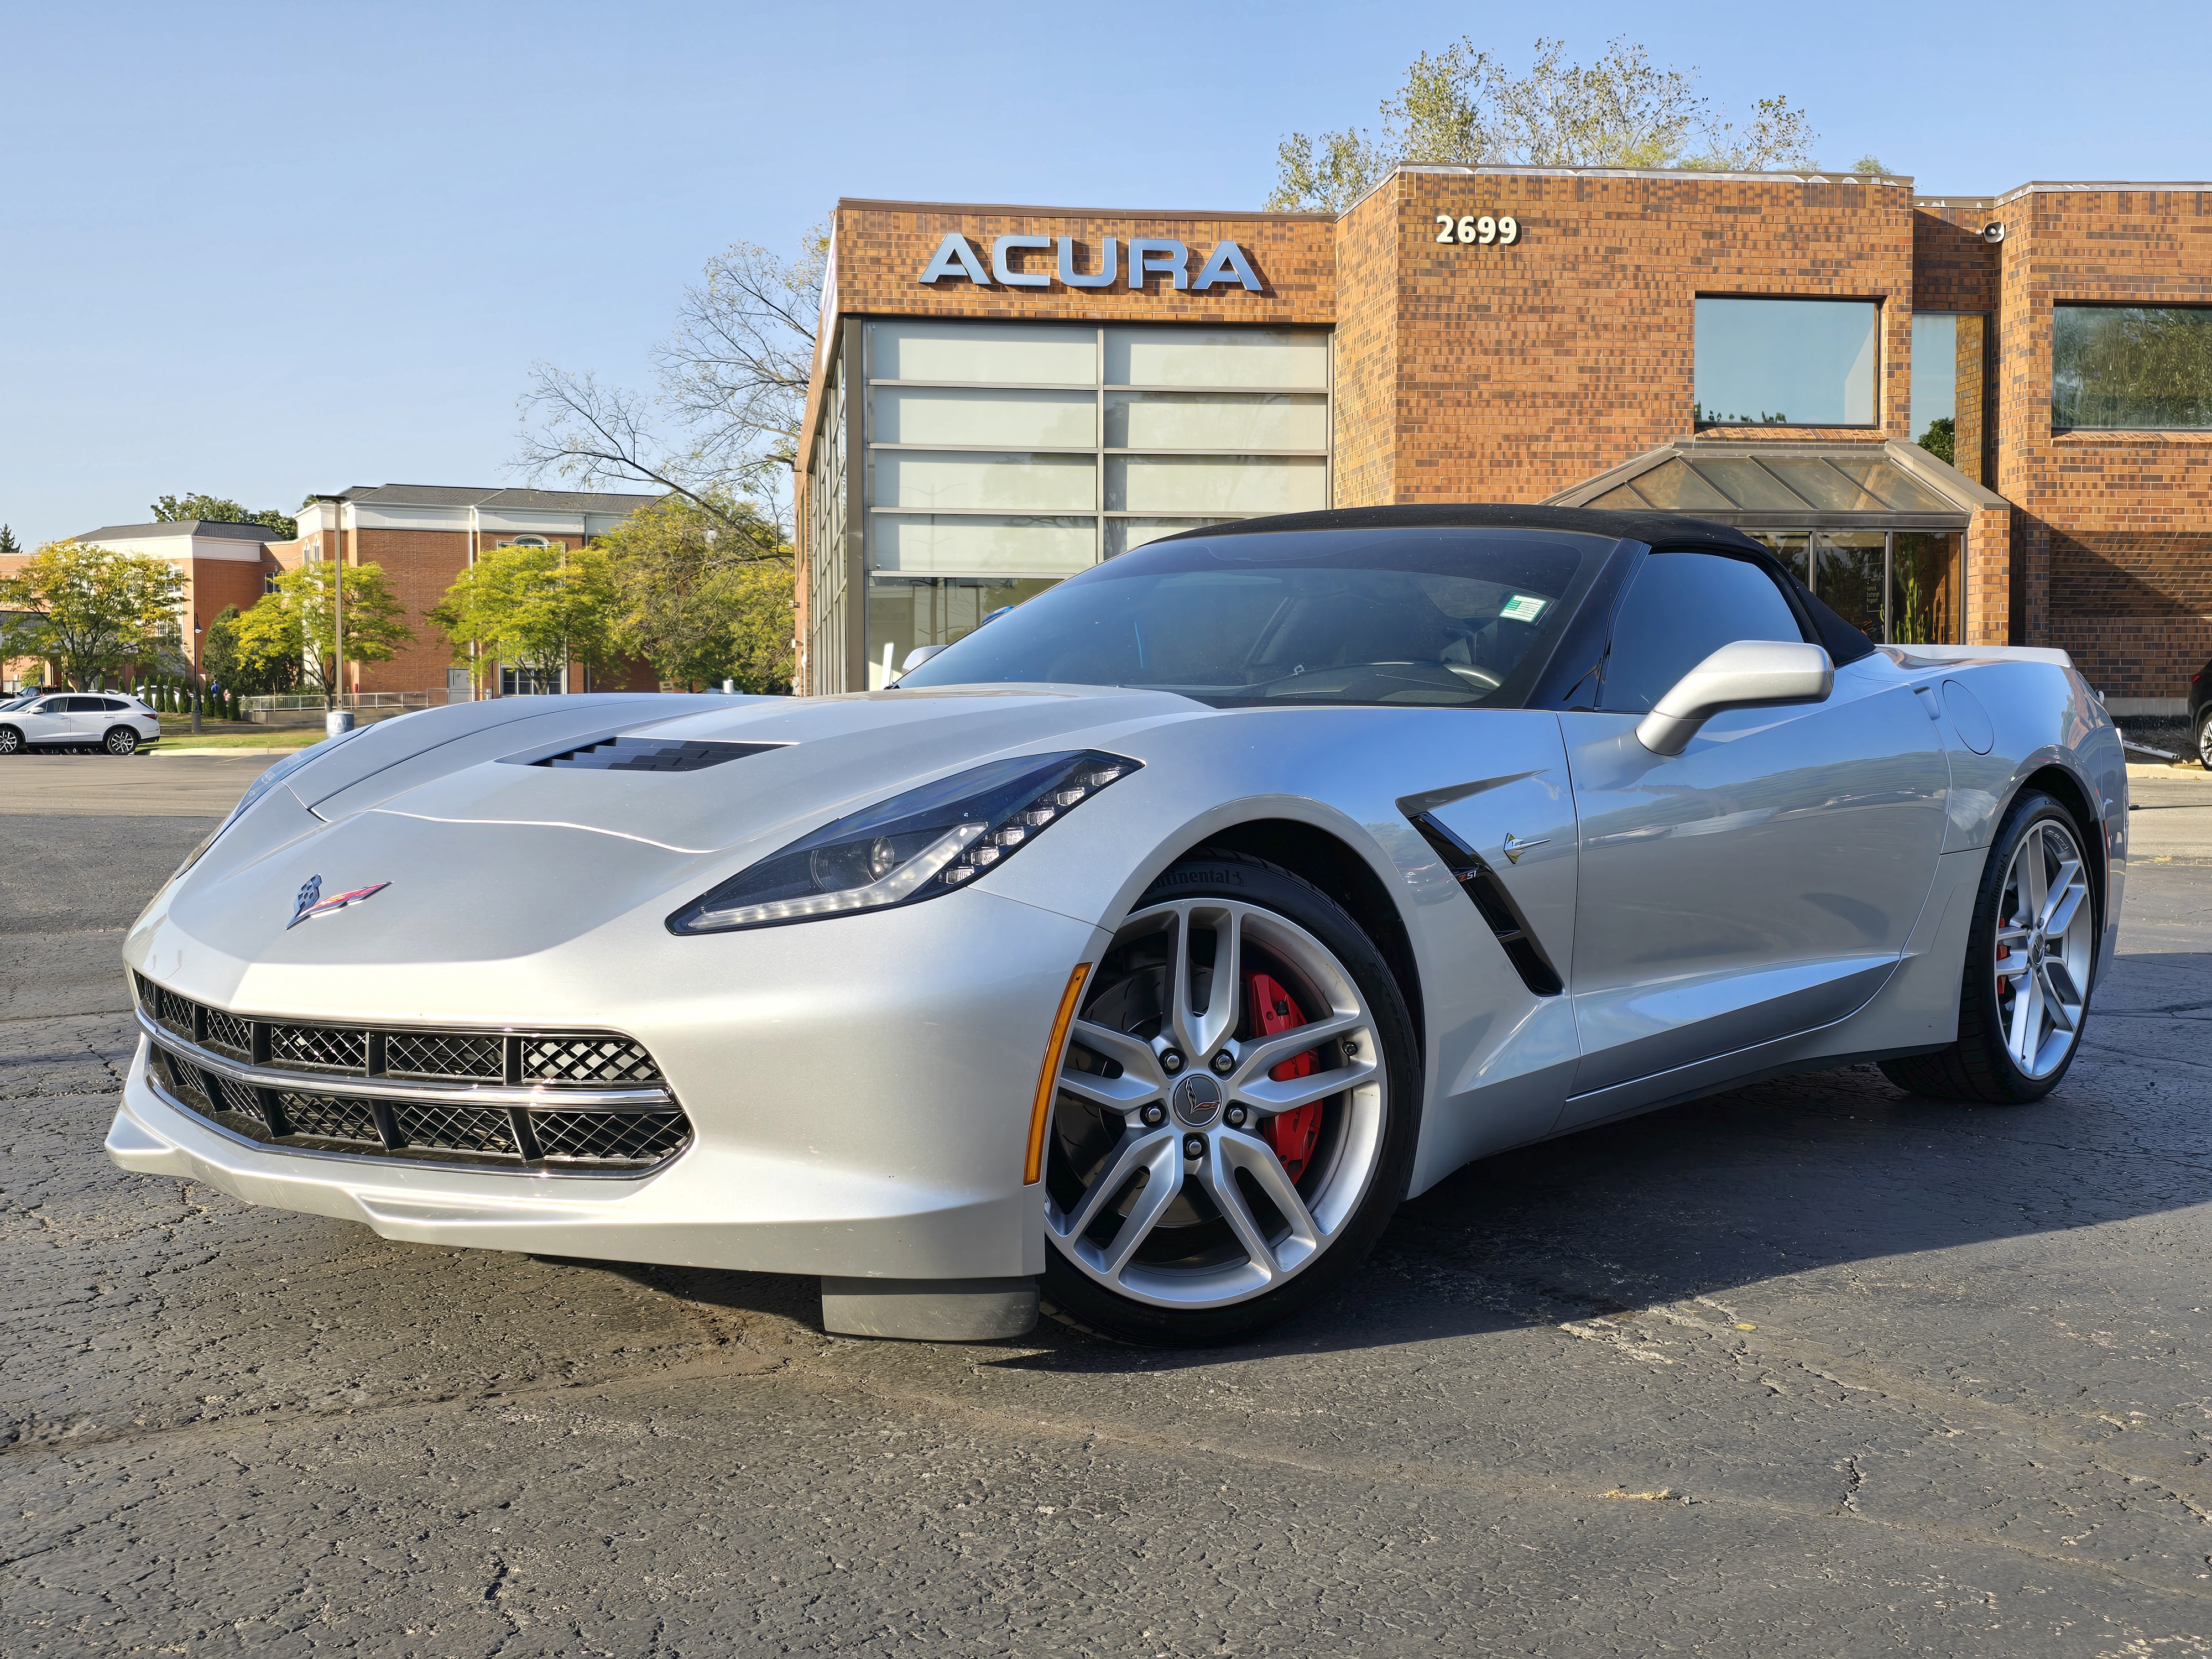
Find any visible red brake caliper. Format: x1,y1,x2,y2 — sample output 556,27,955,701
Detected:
1246,971,1321,1182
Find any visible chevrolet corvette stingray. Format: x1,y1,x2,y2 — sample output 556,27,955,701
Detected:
108,505,2125,1344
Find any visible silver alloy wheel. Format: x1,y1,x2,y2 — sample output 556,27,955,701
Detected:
1994,817,2094,1079
0,727,17,755
106,728,137,755
2198,711,2212,771
1045,899,1387,1311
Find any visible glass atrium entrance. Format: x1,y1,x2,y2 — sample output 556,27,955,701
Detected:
1550,439,1998,645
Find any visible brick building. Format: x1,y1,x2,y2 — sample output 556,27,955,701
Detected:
1,519,283,688
796,166,2212,712
276,484,661,698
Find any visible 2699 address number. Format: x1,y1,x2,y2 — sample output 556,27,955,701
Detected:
1435,213,1520,246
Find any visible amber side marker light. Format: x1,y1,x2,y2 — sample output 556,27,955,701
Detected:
1026,962,1091,1185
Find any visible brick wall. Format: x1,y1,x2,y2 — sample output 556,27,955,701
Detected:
1996,186,2212,696
1331,182,1401,508
1379,170,1917,504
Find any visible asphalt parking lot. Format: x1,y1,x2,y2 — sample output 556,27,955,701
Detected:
8,753,2212,1655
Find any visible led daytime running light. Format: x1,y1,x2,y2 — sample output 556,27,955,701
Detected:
686,822,985,930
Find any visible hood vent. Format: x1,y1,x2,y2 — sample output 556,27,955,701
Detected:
526,737,785,773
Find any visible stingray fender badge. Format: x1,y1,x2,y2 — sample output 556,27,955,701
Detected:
288,874,391,929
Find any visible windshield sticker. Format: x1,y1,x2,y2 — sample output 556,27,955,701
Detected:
1500,594,1548,623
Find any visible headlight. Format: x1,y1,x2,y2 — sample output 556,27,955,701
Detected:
171,726,367,880
668,749,1137,935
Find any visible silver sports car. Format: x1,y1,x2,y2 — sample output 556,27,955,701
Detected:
108,506,2126,1345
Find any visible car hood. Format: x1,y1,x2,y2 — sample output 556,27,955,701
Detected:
310,685,1206,853
136,686,1208,986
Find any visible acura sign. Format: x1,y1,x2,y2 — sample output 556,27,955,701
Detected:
919,232,1262,292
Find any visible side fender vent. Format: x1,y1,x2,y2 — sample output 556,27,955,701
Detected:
1408,812,1564,997
528,737,784,773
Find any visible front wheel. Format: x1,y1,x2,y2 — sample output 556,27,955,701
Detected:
0,726,19,756
2196,708,2212,771
104,726,139,756
1881,791,2096,1103
1041,851,1419,1345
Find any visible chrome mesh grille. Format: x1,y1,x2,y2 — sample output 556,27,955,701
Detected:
384,1031,503,1082
202,1008,253,1060
533,1109,691,1164
210,1072,267,1126
267,1024,368,1072
522,1036,659,1086
277,1092,383,1144
137,975,687,1175
394,1100,517,1155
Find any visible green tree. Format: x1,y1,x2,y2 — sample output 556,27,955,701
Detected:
0,540,186,689
1852,154,1890,174
201,602,298,697
152,492,299,540
1266,35,1819,212
593,493,794,693
1918,416,1956,466
429,541,625,694
234,561,413,708
0,524,20,559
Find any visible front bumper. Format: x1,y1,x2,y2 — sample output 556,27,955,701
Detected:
109,890,1107,1280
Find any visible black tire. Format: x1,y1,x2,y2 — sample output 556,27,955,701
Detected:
1880,790,2094,1104
0,726,19,757
2197,709,2212,771
104,726,139,756
1040,849,1421,1346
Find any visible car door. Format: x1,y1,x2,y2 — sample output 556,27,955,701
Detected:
17,697,77,745
1556,547,1948,1127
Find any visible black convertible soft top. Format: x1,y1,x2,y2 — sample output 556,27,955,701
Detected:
1162,503,1874,667
1161,501,1768,558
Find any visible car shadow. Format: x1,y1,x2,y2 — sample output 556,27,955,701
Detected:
620,949,2212,1373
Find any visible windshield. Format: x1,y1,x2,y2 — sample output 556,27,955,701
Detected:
895,525,1614,707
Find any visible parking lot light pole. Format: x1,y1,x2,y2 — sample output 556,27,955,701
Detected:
190,622,204,734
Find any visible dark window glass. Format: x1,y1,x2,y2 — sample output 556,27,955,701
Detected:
1815,534,1886,641
1600,552,1807,714
100,697,129,711
2053,305,2212,430
897,526,1613,708
61,696,99,713
1694,298,1880,427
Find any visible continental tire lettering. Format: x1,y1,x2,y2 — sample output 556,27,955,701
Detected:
1149,869,1246,891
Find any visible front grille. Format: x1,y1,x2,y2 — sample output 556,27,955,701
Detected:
276,1092,383,1145
533,1108,691,1164
385,1031,502,1082
521,1035,659,1086
267,1022,368,1072
203,1008,253,1060
134,973,688,1174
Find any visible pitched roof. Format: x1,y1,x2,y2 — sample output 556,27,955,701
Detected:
326,483,665,512
74,520,286,544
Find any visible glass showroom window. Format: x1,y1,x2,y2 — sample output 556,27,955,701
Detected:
861,320,1329,686
2053,305,2212,431
1740,529,1960,645
1694,298,1880,428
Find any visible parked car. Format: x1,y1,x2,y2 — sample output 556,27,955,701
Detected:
2190,657,2212,768
0,693,163,755
107,505,2125,1347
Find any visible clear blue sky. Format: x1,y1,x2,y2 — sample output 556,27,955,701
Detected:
3,0,2206,546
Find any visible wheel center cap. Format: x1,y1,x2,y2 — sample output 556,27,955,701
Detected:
1171,1073,1223,1129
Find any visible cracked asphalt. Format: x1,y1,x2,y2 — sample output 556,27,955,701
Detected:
8,754,2212,1656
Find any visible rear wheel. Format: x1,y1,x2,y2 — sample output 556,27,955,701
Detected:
104,726,139,756
1041,851,1418,1345
0,726,19,756
1881,791,2096,1103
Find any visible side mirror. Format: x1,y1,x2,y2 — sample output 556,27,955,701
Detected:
1636,640,1834,756
899,644,945,674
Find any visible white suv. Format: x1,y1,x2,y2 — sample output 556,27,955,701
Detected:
0,694,164,756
